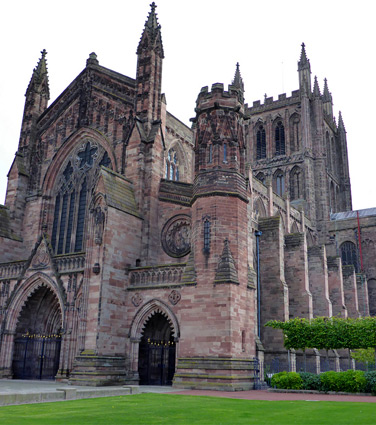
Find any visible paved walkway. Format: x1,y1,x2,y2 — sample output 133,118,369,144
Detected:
0,380,375,405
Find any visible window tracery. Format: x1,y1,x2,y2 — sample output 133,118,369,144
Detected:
51,141,112,254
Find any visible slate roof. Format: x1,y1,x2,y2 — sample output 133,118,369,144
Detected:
100,167,142,218
330,208,376,221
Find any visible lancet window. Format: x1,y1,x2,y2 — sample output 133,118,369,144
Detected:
166,148,179,181
275,121,285,156
274,169,285,196
256,125,266,159
290,166,303,200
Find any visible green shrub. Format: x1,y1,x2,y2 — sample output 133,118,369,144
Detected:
320,371,339,392
338,370,366,393
365,371,376,393
271,371,302,390
299,372,321,391
320,370,366,393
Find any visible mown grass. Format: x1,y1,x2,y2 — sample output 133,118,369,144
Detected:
0,393,375,425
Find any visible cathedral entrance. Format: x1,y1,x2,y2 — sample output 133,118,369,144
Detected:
12,285,62,380
138,312,176,385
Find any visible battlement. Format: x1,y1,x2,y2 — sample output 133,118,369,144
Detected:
246,89,300,115
195,82,244,113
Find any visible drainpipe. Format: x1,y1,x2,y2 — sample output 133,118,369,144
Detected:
255,231,262,339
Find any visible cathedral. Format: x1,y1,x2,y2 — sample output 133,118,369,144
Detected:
0,3,375,390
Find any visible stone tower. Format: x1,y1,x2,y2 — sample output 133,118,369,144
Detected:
173,69,257,390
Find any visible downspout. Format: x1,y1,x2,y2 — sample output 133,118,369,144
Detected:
255,231,262,339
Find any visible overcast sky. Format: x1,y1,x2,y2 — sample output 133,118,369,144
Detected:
1,0,375,210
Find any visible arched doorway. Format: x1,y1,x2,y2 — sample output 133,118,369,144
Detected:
138,312,176,385
12,285,62,380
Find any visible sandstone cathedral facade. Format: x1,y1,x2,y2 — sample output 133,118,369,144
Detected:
0,4,375,390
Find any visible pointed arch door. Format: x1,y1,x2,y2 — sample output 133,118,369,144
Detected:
138,312,176,385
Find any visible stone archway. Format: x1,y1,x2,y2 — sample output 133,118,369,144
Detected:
12,285,63,380
138,311,176,385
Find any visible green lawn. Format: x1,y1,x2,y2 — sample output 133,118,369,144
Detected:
0,393,375,425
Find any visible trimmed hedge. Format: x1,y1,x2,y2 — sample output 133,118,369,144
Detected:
270,370,372,393
271,372,303,390
299,372,322,391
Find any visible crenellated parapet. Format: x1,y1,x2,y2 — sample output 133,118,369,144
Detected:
193,81,247,177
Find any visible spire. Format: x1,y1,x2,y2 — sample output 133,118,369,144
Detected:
322,78,332,103
214,239,239,285
313,75,321,97
338,111,346,132
298,43,310,71
232,62,244,92
137,2,164,58
26,49,50,99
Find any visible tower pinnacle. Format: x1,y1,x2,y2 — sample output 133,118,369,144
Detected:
298,43,310,70
26,49,49,99
322,78,332,103
313,75,321,97
298,43,311,96
137,2,164,58
232,62,244,92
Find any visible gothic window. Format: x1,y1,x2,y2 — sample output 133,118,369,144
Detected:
203,219,211,253
326,132,331,172
208,144,213,163
290,115,300,152
275,121,285,156
223,143,228,162
256,125,266,159
340,241,359,273
254,198,267,217
290,167,303,200
255,172,266,185
331,137,337,175
51,141,111,254
274,169,285,196
368,279,376,316
166,148,179,181
330,181,336,213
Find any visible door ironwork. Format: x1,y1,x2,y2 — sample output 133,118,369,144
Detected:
12,334,61,380
139,338,176,385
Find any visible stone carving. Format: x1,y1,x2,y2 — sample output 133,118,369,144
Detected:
131,293,143,307
161,215,191,258
168,290,181,305
93,206,105,245
31,245,50,269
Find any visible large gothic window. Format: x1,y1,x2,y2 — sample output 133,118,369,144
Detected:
275,121,285,156
256,125,266,159
165,148,179,181
340,241,359,273
51,141,112,254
